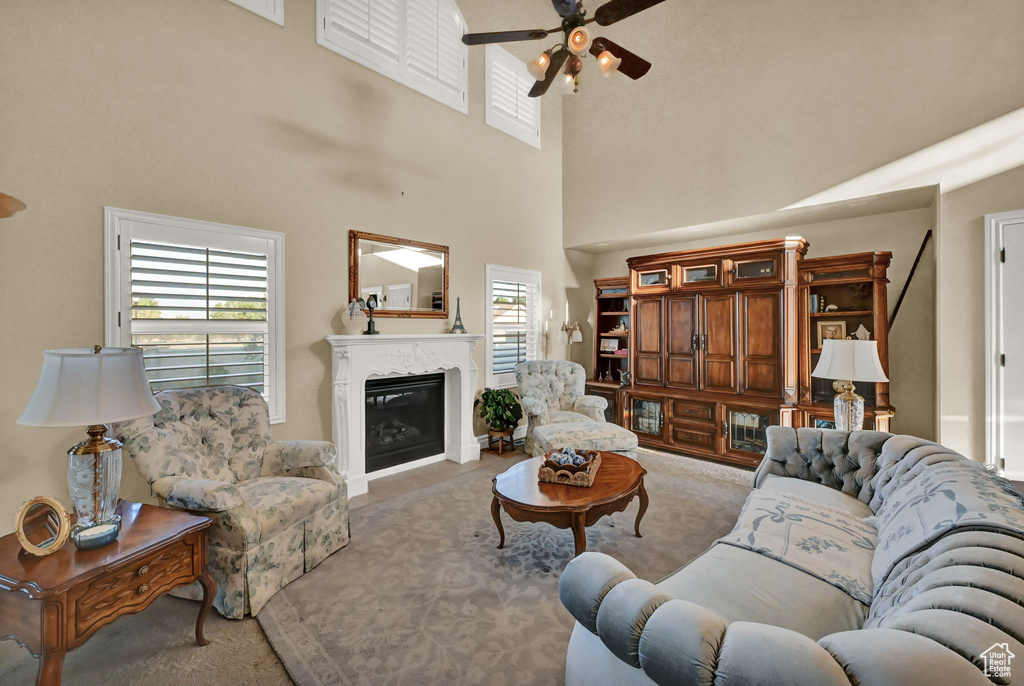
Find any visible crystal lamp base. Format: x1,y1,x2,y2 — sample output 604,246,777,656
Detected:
67,425,124,550
832,380,865,432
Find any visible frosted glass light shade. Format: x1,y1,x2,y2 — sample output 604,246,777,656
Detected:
811,340,888,382
18,347,160,427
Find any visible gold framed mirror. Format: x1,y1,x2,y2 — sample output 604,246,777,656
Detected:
16,496,71,556
349,230,449,319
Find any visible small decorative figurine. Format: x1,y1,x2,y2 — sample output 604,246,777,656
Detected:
364,295,379,335
448,297,468,334
824,304,839,312
854,324,872,341
611,321,628,333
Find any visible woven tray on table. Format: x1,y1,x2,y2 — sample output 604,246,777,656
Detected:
538,450,601,487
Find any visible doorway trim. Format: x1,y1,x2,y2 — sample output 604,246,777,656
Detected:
985,209,1024,477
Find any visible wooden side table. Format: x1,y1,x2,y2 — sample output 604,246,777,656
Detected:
0,502,215,686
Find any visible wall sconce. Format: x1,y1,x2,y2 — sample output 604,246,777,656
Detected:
559,321,583,346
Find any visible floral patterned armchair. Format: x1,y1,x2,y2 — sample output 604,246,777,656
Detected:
113,386,349,619
514,360,607,455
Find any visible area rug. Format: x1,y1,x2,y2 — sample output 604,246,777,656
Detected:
258,451,753,686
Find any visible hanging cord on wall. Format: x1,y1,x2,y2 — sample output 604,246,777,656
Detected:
888,229,933,330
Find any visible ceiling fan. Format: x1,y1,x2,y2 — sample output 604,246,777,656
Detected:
462,0,666,97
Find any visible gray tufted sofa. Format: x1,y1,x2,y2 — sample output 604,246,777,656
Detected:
558,427,1024,686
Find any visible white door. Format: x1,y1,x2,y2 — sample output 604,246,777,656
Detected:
986,209,1024,478
387,283,412,310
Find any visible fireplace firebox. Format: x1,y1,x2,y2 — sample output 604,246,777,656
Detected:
364,373,445,473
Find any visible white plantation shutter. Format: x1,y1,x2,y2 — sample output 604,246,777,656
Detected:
104,208,287,423
485,265,542,388
322,0,401,75
226,0,283,26
317,0,468,114
485,45,541,149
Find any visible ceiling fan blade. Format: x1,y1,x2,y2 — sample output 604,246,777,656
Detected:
462,28,555,46
529,48,569,97
593,0,667,26
551,0,583,18
589,37,652,79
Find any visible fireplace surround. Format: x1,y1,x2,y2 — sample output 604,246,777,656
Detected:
326,334,484,496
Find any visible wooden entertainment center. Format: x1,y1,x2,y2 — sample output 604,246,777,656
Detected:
591,238,894,468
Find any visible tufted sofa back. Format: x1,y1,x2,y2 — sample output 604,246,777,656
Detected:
755,427,1024,678
113,386,271,485
513,360,587,413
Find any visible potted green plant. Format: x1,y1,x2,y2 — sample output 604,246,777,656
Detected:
475,388,524,456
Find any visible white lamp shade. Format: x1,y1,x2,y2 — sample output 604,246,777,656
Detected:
18,347,161,427
571,329,583,343
812,340,889,382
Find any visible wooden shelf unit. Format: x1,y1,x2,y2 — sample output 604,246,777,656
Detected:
587,277,631,424
609,239,896,468
797,252,894,431
622,238,808,468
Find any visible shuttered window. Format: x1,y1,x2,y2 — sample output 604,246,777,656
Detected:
485,45,541,149
485,265,542,388
317,0,468,114
225,0,284,26
104,208,286,423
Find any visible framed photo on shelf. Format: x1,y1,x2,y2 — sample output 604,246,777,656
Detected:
599,338,619,352
816,320,846,348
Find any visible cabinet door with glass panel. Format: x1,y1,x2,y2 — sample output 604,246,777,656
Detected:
722,404,778,460
677,260,723,289
632,265,674,294
628,396,664,441
726,253,781,287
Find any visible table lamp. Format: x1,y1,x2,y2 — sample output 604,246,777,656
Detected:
811,339,888,431
18,346,160,550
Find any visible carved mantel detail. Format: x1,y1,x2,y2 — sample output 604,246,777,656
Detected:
325,334,484,497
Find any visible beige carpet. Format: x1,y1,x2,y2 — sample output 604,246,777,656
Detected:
257,451,752,686
0,451,751,685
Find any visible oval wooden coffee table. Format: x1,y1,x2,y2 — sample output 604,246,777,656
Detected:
490,452,648,557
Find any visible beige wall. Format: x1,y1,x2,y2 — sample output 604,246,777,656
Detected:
0,0,585,531
588,207,937,440
937,166,1024,460
561,0,1024,248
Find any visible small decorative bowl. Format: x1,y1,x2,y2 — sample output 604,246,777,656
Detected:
538,448,601,487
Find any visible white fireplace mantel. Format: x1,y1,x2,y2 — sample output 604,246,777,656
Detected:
325,333,484,496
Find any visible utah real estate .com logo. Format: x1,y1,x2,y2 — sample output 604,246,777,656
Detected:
982,643,1015,679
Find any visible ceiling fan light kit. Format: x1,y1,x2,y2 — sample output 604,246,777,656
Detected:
528,50,553,81
462,0,665,97
597,50,622,75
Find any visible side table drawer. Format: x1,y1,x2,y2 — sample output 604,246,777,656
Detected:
70,537,200,641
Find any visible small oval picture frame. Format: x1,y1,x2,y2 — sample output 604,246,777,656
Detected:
16,496,71,557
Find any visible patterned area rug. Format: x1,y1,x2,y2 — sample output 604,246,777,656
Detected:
258,451,752,686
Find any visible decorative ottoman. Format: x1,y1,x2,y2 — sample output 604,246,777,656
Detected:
531,421,638,457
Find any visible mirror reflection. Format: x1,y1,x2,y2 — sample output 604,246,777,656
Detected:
350,232,448,317
22,503,62,549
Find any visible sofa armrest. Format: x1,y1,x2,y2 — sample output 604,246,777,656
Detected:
573,395,608,422
152,476,245,512
263,440,337,475
520,396,550,425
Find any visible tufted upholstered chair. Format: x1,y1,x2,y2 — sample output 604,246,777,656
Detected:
513,360,607,455
113,386,349,619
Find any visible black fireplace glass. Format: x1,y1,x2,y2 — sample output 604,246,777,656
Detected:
364,373,445,473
